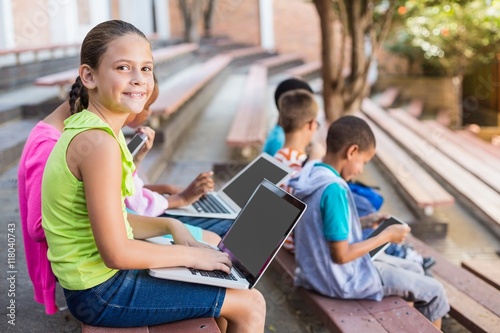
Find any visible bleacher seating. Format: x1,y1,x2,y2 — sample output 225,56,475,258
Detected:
390,109,500,194
272,249,440,333
461,259,500,290
358,112,454,217
225,53,306,156
81,317,221,333
284,61,321,81
362,98,500,239
225,64,268,157
34,43,199,97
409,235,500,332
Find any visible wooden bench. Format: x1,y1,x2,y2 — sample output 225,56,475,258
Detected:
389,109,500,194
424,120,500,174
81,317,221,333
255,53,304,76
362,98,500,239
377,87,399,109
271,249,440,333
284,61,321,81
0,43,80,66
408,235,500,332
406,99,424,118
225,64,268,157
357,112,454,218
461,258,500,290
457,129,500,159
223,46,268,63
146,54,231,179
224,53,306,157
151,54,231,119
33,43,199,98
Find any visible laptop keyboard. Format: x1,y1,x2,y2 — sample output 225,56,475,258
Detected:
192,194,231,214
189,268,237,281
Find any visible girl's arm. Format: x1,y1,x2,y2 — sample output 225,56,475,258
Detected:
144,183,183,195
328,224,410,264
73,130,231,272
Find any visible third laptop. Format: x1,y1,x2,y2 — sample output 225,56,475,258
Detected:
164,153,292,219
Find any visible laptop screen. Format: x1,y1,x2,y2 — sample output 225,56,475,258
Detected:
221,156,290,208
220,180,305,285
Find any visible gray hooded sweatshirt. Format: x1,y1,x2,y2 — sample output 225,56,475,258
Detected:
289,161,383,300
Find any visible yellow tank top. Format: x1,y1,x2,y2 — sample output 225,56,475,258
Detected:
42,110,135,290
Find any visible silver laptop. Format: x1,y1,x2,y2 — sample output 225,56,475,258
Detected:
148,179,307,289
165,153,292,219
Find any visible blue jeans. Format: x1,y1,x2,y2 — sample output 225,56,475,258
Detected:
64,270,225,327
167,215,234,237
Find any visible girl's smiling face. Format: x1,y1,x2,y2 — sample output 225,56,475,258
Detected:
91,33,154,117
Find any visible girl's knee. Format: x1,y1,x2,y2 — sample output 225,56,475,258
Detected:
223,288,266,314
251,288,266,310
242,288,266,313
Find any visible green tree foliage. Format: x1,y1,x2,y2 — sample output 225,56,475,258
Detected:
387,0,500,76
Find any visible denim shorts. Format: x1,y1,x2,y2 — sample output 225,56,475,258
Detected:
64,269,226,327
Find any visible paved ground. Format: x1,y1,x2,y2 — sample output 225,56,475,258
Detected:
1,70,498,332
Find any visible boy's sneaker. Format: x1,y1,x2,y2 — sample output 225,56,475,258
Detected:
422,257,436,270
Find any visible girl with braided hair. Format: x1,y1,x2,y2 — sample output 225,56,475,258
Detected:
40,20,265,331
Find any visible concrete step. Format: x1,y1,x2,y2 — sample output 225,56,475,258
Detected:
0,118,39,173
0,104,22,125
0,164,18,190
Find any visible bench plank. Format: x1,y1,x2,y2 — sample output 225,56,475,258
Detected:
406,99,424,117
226,65,268,148
362,98,500,236
461,259,500,290
273,249,440,333
359,114,454,212
152,43,198,63
82,318,221,333
408,235,500,332
256,53,303,68
223,46,266,59
435,275,500,333
377,87,399,108
457,130,500,159
284,61,321,79
390,109,500,194
34,43,199,89
424,120,500,173
151,54,231,117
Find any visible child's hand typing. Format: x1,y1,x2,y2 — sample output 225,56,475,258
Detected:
187,247,232,273
177,171,215,205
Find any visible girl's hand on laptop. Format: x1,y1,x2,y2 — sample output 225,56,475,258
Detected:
188,247,232,273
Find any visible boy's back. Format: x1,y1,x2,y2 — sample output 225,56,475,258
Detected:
290,160,383,300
